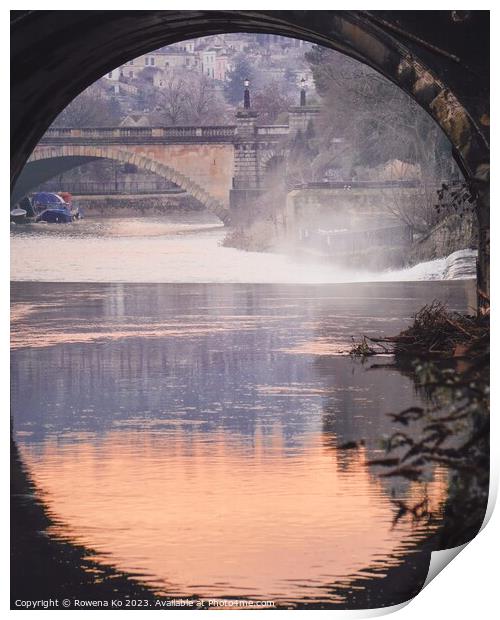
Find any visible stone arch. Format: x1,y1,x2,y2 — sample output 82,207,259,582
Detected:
10,11,489,298
259,149,288,171
11,12,489,185
27,145,230,224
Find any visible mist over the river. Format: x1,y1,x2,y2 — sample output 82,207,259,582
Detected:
10,214,476,284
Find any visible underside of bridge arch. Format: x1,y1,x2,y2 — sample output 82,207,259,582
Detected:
14,147,230,224
12,156,99,205
11,11,489,300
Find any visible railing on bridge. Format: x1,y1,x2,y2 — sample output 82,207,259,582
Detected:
40,126,237,141
299,225,414,254
38,124,300,143
256,125,289,136
294,180,423,190
37,181,187,195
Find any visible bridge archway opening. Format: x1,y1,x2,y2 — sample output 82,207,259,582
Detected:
14,146,230,224
11,12,488,184
11,12,489,300
23,156,204,205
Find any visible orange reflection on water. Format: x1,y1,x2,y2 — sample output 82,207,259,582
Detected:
19,427,444,605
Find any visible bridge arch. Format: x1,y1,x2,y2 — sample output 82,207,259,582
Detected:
25,145,231,224
260,150,288,171
10,11,489,299
11,12,488,185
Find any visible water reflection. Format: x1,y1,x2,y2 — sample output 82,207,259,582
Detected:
18,430,446,605
11,281,473,605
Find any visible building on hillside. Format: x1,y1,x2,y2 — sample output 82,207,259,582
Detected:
120,49,199,78
160,50,199,70
260,66,287,82
214,54,230,81
119,113,151,127
223,35,252,53
104,67,122,81
201,49,217,78
174,40,195,53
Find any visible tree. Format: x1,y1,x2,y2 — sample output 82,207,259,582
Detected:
51,85,122,127
149,68,229,125
252,80,292,124
305,44,461,233
305,44,455,173
224,54,254,105
183,74,230,125
154,71,189,125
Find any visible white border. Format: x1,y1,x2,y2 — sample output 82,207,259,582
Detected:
4,3,496,618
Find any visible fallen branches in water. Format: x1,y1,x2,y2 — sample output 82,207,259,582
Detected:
350,300,489,359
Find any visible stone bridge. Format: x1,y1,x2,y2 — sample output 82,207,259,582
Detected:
14,106,318,223
11,11,489,303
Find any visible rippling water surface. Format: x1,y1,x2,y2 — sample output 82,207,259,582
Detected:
11,215,476,606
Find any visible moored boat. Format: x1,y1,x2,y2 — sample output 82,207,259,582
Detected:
32,192,79,223
58,192,82,220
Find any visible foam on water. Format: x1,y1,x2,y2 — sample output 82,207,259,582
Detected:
378,249,477,282
11,217,477,284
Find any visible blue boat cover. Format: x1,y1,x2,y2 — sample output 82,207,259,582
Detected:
32,192,66,206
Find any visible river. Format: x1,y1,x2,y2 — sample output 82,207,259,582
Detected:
10,214,476,608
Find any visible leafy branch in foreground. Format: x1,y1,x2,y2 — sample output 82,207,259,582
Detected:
350,300,489,544
370,352,489,544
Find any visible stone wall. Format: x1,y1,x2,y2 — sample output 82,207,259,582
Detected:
283,188,477,270
406,213,478,266
285,187,416,237
74,193,204,216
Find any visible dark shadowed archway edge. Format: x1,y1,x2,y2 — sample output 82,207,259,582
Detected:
10,10,489,302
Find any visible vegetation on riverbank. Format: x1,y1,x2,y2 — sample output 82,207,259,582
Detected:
351,301,490,547
222,221,277,252
351,301,488,359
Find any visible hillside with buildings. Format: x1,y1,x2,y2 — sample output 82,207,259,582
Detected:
53,34,316,129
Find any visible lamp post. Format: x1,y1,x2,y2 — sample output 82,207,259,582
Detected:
244,78,251,109
300,76,307,107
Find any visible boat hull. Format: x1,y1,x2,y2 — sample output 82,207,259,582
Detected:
38,209,73,223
